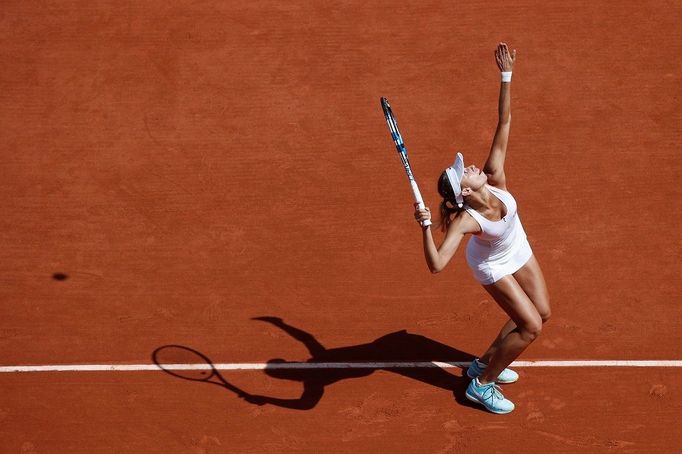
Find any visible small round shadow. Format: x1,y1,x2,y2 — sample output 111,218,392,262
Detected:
52,273,68,281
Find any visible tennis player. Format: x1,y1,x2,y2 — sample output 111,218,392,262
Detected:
414,43,551,414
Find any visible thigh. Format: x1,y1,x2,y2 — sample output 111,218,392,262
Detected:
483,275,542,331
512,255,551,320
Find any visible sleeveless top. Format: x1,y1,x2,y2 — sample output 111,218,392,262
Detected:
464,185,530,267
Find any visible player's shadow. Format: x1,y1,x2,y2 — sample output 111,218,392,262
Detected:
154,316,479,411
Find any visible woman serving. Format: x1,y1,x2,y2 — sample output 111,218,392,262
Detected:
415,43,551,414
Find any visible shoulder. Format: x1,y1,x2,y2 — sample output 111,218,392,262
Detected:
448,210,481,235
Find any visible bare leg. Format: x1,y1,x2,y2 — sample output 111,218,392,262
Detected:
512,255,551,322
479,318,517,365
477,275,542,384
478,256,551,365
477,255,551,374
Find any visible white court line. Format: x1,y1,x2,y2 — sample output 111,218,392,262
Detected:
0,360,681,373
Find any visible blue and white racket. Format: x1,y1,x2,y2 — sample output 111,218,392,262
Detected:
380,97,431,227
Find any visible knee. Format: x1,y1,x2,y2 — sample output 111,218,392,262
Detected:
520,320,543,343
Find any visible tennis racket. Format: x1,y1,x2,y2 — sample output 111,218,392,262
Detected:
380,97,431,227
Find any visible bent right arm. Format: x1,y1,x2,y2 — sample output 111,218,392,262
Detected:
418,211,480,273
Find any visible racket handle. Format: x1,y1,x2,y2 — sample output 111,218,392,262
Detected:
410,180,432,227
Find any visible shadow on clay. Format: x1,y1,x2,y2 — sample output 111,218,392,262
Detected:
152,316,481,411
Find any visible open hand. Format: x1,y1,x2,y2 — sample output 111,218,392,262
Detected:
495,42,516,72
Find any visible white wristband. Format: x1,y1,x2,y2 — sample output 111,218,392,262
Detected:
501,71,512,82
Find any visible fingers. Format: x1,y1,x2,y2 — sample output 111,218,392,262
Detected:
414,206,431,224
499,43,509,59
495,48,503,66
495,43,506,69
495,42,516,70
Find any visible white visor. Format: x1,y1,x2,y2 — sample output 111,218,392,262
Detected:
445,152,465,208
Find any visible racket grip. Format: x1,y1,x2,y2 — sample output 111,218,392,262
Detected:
410,180,432,227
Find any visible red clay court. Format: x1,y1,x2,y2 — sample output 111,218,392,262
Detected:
1,1,681,452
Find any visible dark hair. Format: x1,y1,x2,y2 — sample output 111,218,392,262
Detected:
438,171,465,232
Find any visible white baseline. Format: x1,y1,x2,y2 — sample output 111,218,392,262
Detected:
1,360,681,373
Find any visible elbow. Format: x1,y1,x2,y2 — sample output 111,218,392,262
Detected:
429,264,443,274
428,254,454,274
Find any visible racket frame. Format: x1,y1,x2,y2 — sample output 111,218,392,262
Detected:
380,97,431,227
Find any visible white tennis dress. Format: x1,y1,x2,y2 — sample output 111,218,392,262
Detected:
464,185,533,285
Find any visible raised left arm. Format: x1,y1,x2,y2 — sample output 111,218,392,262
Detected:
484,43,516,189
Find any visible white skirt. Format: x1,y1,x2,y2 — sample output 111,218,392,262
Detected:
466,235,533,285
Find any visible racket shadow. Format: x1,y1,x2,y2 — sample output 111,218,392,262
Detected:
152,344,252,401
153,317,479,411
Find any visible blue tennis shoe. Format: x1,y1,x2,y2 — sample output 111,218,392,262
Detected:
465,377,515,414
466,358,519,384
